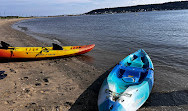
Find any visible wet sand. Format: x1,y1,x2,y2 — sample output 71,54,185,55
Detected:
0,19,187,111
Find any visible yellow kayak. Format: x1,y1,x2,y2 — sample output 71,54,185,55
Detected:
0,41,95,59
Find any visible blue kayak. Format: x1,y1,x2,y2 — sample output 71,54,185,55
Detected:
98,49,154,111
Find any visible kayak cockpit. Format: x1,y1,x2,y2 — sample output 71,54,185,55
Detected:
120,49,151,70
117,66,148,85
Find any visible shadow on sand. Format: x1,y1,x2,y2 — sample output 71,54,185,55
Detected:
0,55,94,63
69,67,188,111
69,67,113,111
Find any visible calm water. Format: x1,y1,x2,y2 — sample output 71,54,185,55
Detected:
13,10,188,71
13,10,188,110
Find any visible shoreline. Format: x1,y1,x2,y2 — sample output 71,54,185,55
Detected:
0,18,102,111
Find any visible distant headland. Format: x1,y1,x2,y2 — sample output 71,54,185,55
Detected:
85,1,188,15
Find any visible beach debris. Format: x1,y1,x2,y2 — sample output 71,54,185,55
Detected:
24,88,30,93
35,83,41,86
40,90,45,93
43,78,49,82
25,102,37,108
21,76,29,80
10,68,16,73
64,101,73,107
24,76,29,80
6,100,15,105
0,71,7,79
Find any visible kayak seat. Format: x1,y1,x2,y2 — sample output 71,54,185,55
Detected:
1,41,11,49
117,67,142,84
122,69,141,83
52,43,63,50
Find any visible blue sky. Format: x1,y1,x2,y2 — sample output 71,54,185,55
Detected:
0,0,184,16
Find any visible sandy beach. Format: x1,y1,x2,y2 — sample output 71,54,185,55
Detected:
0,18,103,111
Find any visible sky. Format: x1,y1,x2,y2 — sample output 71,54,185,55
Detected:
0,0,186,16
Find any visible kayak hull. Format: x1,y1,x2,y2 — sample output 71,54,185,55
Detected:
0,44,95,59
98,49,154,111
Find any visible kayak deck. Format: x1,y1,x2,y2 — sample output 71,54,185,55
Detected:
0,44,95,59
